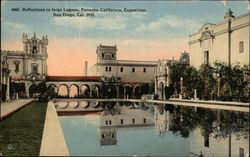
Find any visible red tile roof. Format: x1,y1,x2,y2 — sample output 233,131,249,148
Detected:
121,82,142,86
46,76,101,81
11,78,23,81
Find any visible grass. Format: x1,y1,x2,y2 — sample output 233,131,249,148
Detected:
0,101,48,156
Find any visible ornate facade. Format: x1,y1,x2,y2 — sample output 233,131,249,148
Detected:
154,60,176,100
1,33,48,100
189,9,249,68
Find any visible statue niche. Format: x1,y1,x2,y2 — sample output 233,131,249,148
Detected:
31,40,38,54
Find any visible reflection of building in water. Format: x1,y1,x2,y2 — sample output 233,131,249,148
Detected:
189,128,249,156
154,104,173,137
97,105,154,146
98,128,117,146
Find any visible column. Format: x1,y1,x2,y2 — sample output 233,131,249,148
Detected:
67,88,70,97
116,86,119,99
5,75,10,101
154,77,158,94
25,83,29,98
124,88,126,99
41,60,44,76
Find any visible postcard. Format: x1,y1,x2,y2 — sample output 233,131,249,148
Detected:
0,0,249,156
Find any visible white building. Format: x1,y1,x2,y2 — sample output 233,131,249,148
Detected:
88,44,157,83
189,9,249,68
1,33,48,99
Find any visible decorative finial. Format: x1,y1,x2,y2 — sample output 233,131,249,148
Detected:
224,8,235,19
34,32,36,38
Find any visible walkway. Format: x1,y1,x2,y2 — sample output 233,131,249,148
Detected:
53,98,249,112
40,102,70,156
0,99,34,119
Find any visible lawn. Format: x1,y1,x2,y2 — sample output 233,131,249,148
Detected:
0,101,48,156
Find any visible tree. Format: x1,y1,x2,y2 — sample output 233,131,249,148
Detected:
198,64,216,100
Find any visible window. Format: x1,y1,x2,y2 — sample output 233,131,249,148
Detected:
109,120,112,125
31,64,38,74
106,120,108,125
13,60,20,73
120,67,123,72
120,119,123,124
112,134,115,138
109,67,112,71
102,134,105,139
102,53,105,58
204,134,209,147
239,148,244,157
105,67,108,71
143,68,146,73
143,118,146,124
132,68,135,72
32,46,37,54
112,53,114,58
239,41,244,53
132,119,135,124
204,51,209,65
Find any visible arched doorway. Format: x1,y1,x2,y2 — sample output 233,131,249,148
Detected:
80,84,90,98
133,86,141,99
91,85,100,98
69,84,79,98
124,85,132,99
29,84,38,98
47,84,57,99
158,82,165,100
106,85,117,98
57,84,69,98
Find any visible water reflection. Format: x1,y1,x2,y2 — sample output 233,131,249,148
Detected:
59,101,249,156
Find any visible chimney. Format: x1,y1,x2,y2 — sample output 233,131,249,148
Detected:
84,61,88,76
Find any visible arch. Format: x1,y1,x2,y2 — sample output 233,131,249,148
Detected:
47,84,57,92
29,84,39,98
141,83,150,95
91,84,101,98
133,86,141,99
124,85,133,99
69,84,80,98
69,101,79,108
80,84,90,98
57,84,69,98
47,84,58,99
158,82,165,100
117,85,124,99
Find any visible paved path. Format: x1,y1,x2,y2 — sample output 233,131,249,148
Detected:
40,102,70,156
53,98,249,112
0,99,34,119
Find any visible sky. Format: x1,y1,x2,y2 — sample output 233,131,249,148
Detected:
1,0,249,76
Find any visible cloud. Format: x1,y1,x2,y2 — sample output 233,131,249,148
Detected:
135,15,201,33
52,15,129,31
4,21,27,29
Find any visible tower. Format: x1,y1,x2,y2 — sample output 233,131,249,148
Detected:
96,44,117,63
22,33,48,81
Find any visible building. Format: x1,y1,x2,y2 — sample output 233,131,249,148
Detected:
0,55,11,101
1,33,48,99
88,44,157,83
189,9,249,68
